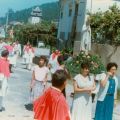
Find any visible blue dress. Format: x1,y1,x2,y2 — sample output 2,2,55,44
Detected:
95,77,115,120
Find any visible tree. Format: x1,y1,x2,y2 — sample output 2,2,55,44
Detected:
13,22,57,48
90,4,120,46
0,2,59,25
8,8,14,22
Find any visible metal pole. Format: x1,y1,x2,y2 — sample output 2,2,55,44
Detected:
91,0,92,13
37,35,38,47
5,11,9,38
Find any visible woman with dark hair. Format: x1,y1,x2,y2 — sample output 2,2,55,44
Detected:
95,62,118,120
71,62,96,120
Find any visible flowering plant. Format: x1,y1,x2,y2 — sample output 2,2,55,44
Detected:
65,51,105,76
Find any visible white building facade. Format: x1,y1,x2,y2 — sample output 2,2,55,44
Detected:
28,7,42,24
57,0,120,52
0,27,5,38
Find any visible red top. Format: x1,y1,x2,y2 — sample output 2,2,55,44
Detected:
52,51,60,60
34,87,70,120
0,57,10,78
4,45,13,53
24,45,29,53
29,47,35,53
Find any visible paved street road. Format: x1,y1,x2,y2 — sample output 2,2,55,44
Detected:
0,61,33,120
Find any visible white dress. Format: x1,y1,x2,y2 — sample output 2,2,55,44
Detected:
48,54,59,74
23,50,29,64
71,74,94,120
28,48,35,64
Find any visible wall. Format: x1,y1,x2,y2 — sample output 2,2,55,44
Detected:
57,0,74,41
91,43,120,88
90,0,120,13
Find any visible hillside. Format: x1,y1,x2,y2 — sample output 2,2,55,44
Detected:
0,1,59,25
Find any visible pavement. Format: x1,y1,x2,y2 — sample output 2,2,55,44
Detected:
0,62,33,120
0,58,120,120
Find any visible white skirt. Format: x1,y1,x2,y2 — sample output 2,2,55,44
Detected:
71,93,92,120
8,55,17,65
32,80,45,101
0,77,8,97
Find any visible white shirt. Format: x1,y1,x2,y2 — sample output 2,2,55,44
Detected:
0,42,6,50
14,44,21,55
97,73,118,101
74,74,94,88
49,55,59,73
29,48,34,58
33,65,49,81
92,74,101,94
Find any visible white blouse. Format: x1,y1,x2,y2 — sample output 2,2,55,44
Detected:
97,73,118,101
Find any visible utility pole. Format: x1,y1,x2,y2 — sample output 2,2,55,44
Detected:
5,10,9,38
91,0,93,13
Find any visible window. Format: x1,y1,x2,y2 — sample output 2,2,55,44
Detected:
69,9,72,16
75,4,79,16
61,12,63,19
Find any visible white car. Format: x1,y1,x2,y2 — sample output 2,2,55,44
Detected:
38,41,45,48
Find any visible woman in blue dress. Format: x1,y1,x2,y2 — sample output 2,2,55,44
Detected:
95,62,118,120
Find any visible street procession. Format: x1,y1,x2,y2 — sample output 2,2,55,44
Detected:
0,0,120,120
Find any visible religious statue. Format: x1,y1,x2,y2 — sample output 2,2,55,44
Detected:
80,15,91,51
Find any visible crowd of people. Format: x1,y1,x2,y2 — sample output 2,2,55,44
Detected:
0,40,35,112
0,40,119,120
31,49,118,120
0,40,21,72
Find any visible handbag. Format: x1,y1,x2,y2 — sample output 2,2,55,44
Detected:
0,73,4,89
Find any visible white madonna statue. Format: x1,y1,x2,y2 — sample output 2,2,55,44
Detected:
80,15,91,51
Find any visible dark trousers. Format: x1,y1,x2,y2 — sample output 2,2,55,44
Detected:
62,88,66,98
0,96,3,110
92,93,96,103
9,64,12,73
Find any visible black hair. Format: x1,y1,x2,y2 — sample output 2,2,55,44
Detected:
52,70,68,87
57,55,64,65
39,55,47,63
70,51,73,55
107,62,118,71
1,50,9,57
81,62,90,69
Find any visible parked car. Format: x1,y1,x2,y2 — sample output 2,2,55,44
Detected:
38,41,45,48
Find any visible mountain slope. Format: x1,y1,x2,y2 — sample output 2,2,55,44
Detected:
0,1,59,25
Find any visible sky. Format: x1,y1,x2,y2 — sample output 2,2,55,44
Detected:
0,0,58,17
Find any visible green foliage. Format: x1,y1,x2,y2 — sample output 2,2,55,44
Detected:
66,51,105,76
60,48,73,55
13,22,57,47
90,4,120,46
118,89,120,100
0,2,59,25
